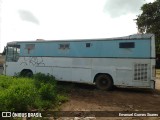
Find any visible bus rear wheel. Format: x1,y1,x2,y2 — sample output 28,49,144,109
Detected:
95,74,113,90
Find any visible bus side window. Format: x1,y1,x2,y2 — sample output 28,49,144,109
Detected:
25,44,35,54
119,42,135,48
86,43,91,48
59,43,70,50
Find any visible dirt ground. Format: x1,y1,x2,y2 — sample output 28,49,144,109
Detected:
57,75,160,120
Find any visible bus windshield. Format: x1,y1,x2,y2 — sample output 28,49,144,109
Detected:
6,45,20,62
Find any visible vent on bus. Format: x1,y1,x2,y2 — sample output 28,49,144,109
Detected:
134,64,148,81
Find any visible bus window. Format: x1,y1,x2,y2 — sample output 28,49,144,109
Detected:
6,45,20,62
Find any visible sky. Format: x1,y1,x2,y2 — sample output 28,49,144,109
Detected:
0,0,155,52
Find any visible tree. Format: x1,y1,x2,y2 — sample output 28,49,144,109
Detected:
136,0,160,53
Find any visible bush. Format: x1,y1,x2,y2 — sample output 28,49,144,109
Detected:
0,77,37,111
33,73,58,108
0,73,68,111
34,73,56,85
39,83,57,100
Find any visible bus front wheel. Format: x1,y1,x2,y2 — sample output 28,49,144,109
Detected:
20,69,33,77
95,74,113,90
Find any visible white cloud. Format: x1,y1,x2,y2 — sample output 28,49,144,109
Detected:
18,10,39,25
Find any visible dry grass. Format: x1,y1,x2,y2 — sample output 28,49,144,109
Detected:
156,69,160,73
156,69,160,80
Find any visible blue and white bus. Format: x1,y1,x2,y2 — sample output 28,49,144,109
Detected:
3,34,156,90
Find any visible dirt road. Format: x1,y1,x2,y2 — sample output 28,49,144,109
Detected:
58,77,160,120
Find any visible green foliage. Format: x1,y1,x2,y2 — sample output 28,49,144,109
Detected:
136,0,160,53
33,73,58,109
57,94,68,103
0,73,68,111
0,76,37,111
39,83,57,100
34,73,56,88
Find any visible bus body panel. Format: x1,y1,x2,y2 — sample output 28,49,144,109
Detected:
18,39,151,58
4,57,153,88
4,34,156,89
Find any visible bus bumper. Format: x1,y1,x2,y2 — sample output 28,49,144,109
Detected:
151,80,155,89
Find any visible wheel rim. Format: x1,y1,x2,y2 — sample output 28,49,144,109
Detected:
96,75,113,90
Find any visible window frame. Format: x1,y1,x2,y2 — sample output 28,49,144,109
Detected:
119,42,135,48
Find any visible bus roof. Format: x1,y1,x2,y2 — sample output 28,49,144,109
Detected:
7,33,154,45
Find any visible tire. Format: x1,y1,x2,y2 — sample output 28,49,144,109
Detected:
95,74,113,90
25,71,33,77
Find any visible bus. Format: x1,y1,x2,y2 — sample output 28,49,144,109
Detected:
3,34,156,90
